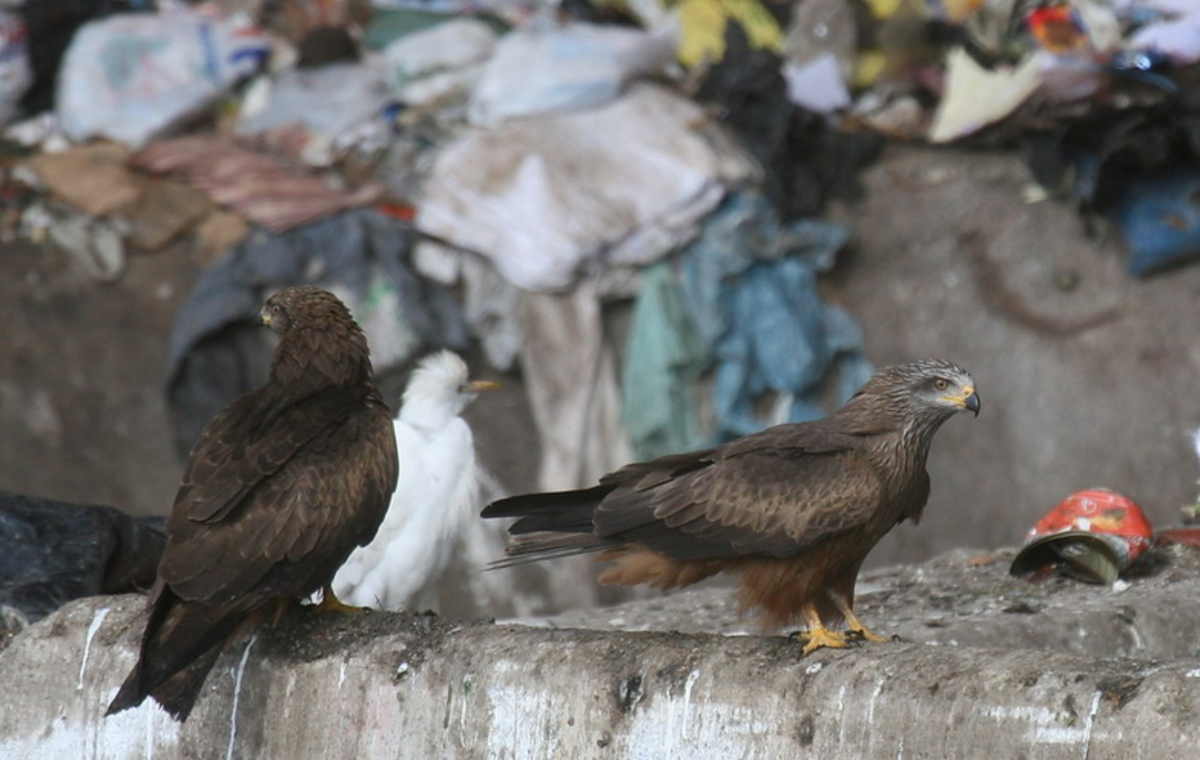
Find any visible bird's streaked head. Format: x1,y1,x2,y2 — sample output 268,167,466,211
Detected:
260,286,354,336
259,286,371,388
865,358,980,420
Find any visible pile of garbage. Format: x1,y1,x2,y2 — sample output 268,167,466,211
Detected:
1,0,1196,487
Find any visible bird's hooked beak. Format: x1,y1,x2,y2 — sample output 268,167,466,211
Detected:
465,379,500,394
944,385,981,416
259,306,273,327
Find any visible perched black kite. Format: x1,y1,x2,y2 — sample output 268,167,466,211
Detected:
483,359,979,654
107,286,398,721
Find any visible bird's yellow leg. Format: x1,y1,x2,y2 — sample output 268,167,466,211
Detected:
313,584,367,614
795,604,855,656
828,591,892,644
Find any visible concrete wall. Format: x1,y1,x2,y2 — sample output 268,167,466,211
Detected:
3,548,1199,759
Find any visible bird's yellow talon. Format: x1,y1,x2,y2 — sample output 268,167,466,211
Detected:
313,585,367,614
845,626,893,644
798,626,856,655
831,592,894,645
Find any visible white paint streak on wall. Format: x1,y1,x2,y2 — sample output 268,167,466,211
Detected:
0,700,181,760
1080,691,1102,760
282,671,296,722
225,634,258,760
624,670,777,758
681,669,701,740
77,607,111,690
144,707,156,760
1034,724,1088,744
112,701,180,760
485,659,559,760
1127,622,1145,652
983,704,1089,746
984,705,1058,724
836,686,848,747
459,674,473,745
865,677,886,727
447,668,482,754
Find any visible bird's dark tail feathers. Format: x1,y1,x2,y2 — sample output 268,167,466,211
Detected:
482,486,618,568
106,641,226,722
106,590,266,722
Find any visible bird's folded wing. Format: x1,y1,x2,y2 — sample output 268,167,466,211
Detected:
595,430,885,560
171,384,371,527
159,388,397,603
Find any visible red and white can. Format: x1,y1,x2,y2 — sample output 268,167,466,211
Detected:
1009,488,1153,584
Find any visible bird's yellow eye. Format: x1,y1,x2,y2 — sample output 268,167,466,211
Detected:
271,304,281,315
933,378,949,391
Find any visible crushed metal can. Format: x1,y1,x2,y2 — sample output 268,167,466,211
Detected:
1009,488,1153,584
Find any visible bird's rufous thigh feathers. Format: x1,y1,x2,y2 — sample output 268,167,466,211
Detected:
736,544,855,633
594,540,859,633
596,546,728,589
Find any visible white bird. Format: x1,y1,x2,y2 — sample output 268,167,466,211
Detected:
331,350,498,610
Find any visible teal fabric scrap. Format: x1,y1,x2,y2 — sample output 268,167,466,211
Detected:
684,191,873,443
714,257,828,436
822,304,876,406
621,262,709,460
620,191,873,457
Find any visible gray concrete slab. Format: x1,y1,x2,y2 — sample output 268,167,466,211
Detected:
3,546,1199,759
531,546,1200,661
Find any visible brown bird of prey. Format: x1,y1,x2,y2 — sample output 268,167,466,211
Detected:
483,358,978,654
106,286,398,721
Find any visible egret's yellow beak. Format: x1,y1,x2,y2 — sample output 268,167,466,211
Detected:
466,380,500,393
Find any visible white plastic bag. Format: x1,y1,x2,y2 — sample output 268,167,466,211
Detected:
56,11,268,148
468,22,674,125
235,61,392,143
382,17,497,106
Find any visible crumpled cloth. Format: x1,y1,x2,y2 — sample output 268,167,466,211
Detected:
133,135,383,233
166,209,469,456
414,240,524,372
621,192,874,455
518,280,633,492
689,195,874,439
417,82,756,291
621,262,708,460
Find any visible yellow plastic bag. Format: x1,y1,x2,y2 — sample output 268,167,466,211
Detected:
674,0,783,67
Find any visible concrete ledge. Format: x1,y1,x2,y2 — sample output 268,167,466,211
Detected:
536,547,1200,661
3,549,1200,758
